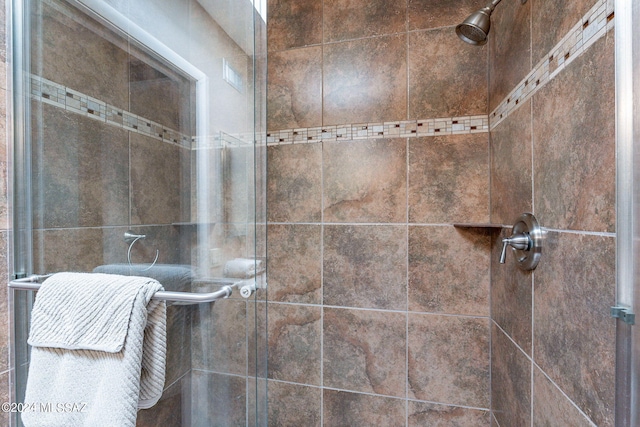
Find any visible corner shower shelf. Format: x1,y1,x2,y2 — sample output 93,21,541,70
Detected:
452,222,506,229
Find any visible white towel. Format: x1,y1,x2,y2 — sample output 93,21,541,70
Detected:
22,272,166,427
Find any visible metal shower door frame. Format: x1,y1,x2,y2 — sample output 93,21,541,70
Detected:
615,0,640,425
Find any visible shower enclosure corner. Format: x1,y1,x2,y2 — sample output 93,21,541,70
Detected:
9,0,268,425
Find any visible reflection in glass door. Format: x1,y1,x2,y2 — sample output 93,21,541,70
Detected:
10,0,267,425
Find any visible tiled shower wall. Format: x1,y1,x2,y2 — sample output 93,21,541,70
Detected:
489,0,616,425
267,0,493,424
267,0,617,426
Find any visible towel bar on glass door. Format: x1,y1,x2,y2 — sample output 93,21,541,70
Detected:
8,274,234,305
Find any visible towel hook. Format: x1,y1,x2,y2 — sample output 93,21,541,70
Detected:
124,231,159,271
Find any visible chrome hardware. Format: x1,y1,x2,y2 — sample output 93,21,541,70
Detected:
611,306,635,325
125,231,159,271
499,213,544,271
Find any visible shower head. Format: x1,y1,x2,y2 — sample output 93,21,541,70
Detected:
455,0,500,46
456,0,527,46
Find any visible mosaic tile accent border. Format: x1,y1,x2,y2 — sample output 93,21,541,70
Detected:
489,0,614,129
266,115,489,146
29,74,193,148
267,0,614,145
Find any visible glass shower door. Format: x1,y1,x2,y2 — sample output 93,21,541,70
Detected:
10,0,267,425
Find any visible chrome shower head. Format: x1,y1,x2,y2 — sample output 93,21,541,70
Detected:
456,0,500,46
456,0,527,46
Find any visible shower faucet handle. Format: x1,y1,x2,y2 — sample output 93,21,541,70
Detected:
498,213,544,271
499,233,531,264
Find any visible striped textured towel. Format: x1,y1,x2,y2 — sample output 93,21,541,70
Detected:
22,272,166,427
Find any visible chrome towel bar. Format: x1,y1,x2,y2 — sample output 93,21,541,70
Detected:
8,275,234,305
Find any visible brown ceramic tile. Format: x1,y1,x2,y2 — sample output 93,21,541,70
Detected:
136,373,188,427
323,0,406,42
0,233,6,373
323,389,405,427
323,35,407,125
409,28,488,118
190,371,246,426
130,132,191,225
192,299,246,376
532,32,615,233
490,228,533,355
408,0,482,31
489,0,531,112
491,323,531,427
531,0,596,65
266,224,321,303
408,401,491,427
267,47,322,130
324,307,406,397
267,143,322,223
31,103,129,228
34,1,129,110
267,303,321,385
164,305,191,386
267,0,322,52
533,232,615,427
247,302,268,379
266,381,321,427
409,225,490,316
0,371,9,427
323,225,407,310
32,228,120,273
408,134,489,224
533,367,595,427
323,139,407,223
490,99,533,225
408,314,489,408
129,55,193,135
124,225,188,266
